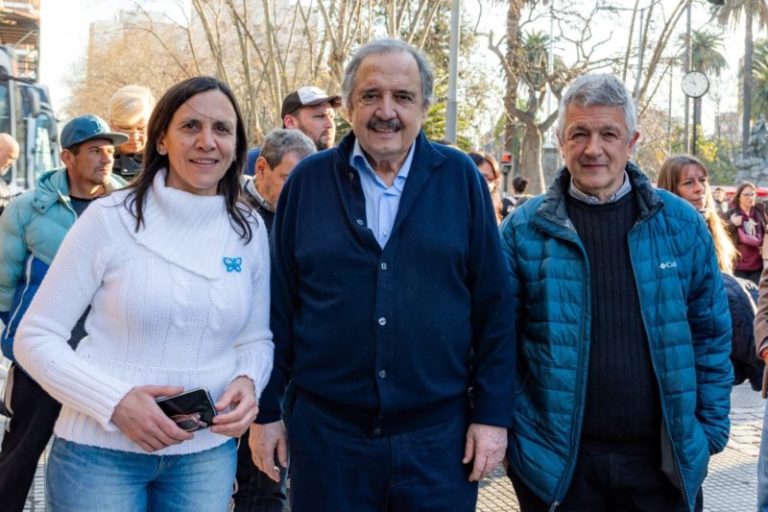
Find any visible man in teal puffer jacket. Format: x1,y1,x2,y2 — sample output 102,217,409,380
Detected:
501,74,732,512
0,115,127,511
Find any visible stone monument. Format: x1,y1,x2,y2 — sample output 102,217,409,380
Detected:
735,115,768,185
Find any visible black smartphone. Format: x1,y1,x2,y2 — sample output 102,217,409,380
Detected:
155,388,217,432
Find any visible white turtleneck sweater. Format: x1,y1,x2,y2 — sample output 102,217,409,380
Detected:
15,170,273,455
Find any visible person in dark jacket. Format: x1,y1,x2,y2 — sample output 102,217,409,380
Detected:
249,38,516,512
502,74,732,512
241,129,315,234
234,128,314,512
722,275,762,389
107,85,155,180
511,175,532,206
712,186,729,215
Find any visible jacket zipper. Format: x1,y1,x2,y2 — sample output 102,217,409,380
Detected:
549,227,591,511
626,221,690,507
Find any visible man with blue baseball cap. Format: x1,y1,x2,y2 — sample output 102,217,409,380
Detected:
0,114,127,511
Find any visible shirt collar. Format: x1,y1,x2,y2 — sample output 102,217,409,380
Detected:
568,170,632,205
350,138,416,190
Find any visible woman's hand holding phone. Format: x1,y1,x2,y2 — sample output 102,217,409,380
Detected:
111,385,194,452
211,376,258,438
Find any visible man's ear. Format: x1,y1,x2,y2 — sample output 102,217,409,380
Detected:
255,156,269,177
60,149,75,169
283,115,298,129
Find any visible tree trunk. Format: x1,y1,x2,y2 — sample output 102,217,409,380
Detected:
520,120,546,194
504,0,523,180
743,7,754,158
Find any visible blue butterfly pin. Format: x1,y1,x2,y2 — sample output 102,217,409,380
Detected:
223,257,242,273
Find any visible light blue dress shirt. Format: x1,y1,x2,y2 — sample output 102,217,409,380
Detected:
350,139,416,248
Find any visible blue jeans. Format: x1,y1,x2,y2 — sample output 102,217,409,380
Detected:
47,437,236,512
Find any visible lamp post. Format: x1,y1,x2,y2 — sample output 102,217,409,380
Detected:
445,0,460,143
683,0,691,153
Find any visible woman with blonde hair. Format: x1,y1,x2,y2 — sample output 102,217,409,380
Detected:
108,84,156,179
656,155,737,273
657,154,762,391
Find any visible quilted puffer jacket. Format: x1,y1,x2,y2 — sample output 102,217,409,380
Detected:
0,169,124,360
501,163,732,511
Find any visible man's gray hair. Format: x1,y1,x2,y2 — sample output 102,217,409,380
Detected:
260,129,316,169
342,38,434,111
556,74,637,142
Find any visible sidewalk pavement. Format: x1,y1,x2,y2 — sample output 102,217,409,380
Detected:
0,382,765,511
477,382,766,512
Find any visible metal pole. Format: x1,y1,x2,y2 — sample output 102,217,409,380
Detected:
684,0,691,153
546,3,554,120
543,1,556,147
668,63,673,155
445,0,460,143
632,8,645,99
692,98,698,156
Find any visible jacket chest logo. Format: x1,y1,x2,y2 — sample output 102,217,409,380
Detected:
659,261,677,270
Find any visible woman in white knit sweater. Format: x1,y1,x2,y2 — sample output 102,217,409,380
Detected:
14,76,273,511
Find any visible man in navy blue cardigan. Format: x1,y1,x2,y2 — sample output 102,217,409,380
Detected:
251,39,516,511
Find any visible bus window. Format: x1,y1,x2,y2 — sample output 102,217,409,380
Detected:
14,84,26,189
0,83,10,135
31,112,56,182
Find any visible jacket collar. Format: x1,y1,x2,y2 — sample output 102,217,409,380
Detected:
334,130,446,175
32,168,126,214
245,178,273,212
331,130,446,251
535,161,664,232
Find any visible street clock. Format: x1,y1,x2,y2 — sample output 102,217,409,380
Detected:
681,71,710,98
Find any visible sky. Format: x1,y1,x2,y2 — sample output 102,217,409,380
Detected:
39,0,185,115
38,0,753,135
40,0,120,112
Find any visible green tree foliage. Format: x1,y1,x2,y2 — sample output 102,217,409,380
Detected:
716,0,768,156
752,39,768,121
687,29,727,75
410,2,491,149
696,133,739,186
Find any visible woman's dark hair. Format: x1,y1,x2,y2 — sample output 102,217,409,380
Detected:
734,181,757,209
123,76,252,242
512,176,528,194
468,150,506,224
467,151,499,180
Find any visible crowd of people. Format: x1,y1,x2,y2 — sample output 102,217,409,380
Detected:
0,36,766,512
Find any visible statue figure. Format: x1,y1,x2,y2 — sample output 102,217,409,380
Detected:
749,115,768,160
